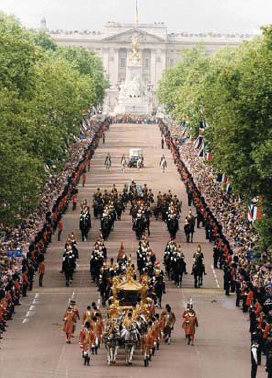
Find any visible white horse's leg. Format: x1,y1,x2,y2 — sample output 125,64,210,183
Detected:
125,344,128,365
107,346,111,365
114,345,118,362
129,345,134,363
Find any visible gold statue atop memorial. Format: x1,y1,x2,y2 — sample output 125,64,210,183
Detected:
129,34,141,63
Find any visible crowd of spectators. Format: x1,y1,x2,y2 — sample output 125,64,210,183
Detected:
159,119,272,375
0,115,112,342
115,115,159,124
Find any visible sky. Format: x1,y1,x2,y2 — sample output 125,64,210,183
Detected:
0,0,271,34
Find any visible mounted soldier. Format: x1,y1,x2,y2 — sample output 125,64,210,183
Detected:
166,205,179,239
79,206,91,241
105,152,111,170
191,245,207,288
121,154,127,172
160,154,167,173
184,210,195,242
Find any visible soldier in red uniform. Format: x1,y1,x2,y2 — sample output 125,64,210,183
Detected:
82,306,93,325
72,193,78,211
141,321,154,367
90,316,100,354
63,307,75,343
22,271,28,297
182,308,198,346
82,171,86,187
38,260,45,287
96,312,104,346
79,322,94,365
57,220,63,241
70,299,80,336
160,304,176,345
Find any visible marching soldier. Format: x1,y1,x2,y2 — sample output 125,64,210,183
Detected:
96,312,104,346
161,304,176,345
182,308,198,346
79,321,93,366
82,306,93,325
70,299,80,335
90,316,100,354
63,307,75,344
141,330,151,367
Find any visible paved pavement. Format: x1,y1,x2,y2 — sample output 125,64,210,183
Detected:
0,123,266,377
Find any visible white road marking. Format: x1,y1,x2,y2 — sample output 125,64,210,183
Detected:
211,265,220,289
22,292,39,323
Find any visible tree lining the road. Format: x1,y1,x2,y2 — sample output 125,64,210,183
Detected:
157,28,272,249
0,13,109,226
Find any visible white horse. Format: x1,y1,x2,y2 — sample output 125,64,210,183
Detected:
105,155,111,170
160,157,167,173
104,323,120,365
136,158,142,170
120,324,140,365
121,158,127,172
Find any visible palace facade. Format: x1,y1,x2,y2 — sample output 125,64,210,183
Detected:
48,21,251,109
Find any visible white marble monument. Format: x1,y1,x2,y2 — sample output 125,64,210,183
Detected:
114,34,152,114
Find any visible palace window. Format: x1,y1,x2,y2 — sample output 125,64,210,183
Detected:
120,57,126,68
144,58,149,68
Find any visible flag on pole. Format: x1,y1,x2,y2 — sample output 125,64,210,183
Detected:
222,174,228,191
136,0,139,24
248,197,263,223
206,151,212,161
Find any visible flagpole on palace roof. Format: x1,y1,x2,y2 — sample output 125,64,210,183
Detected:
135,0,139,27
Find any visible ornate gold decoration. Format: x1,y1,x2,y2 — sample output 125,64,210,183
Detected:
129,34,141,63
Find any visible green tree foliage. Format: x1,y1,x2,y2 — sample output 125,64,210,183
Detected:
157,45,208,136
0,13,40,96
31,30,57,51
0,13,108,226
158,32,272,249
56,46,109,105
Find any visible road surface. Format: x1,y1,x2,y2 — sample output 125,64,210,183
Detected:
0,123,265,378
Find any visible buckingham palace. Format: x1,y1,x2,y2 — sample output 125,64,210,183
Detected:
47,20,251,109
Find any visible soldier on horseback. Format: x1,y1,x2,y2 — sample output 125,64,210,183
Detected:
120,154,127,172
160,154,167,173
166,204,179,239
79,206,91,241
191,245,207,288
105,152,111,170
184,209,195,243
